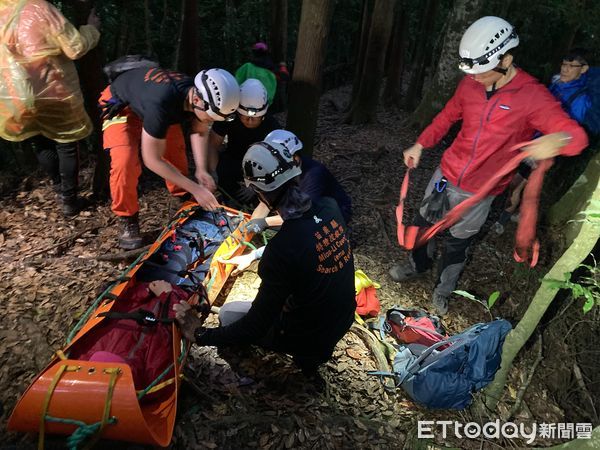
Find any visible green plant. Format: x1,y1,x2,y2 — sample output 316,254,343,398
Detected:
570,199,600,226
453,289,500,319
544,256,600,314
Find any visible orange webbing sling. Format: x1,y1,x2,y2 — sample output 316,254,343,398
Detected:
396,141,551,267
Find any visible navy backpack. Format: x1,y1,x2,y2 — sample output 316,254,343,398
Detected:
370,319,512,410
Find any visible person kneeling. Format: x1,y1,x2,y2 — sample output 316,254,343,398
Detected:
174,141,356,377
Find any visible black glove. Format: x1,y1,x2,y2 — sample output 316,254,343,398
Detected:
193,326,208,345
421,177,450,223
243,218,268,234
236,185,256,203
99,96,127,121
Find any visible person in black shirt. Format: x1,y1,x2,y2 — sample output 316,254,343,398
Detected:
99,67,240,249
174,141,356,378
246,130,352,234
207,79,280,204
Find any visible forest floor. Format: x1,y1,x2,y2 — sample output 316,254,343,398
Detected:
0,86,591,449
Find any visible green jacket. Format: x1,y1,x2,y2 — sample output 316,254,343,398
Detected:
235,62,277,104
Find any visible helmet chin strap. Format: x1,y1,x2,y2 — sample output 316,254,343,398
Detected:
493,66,508,75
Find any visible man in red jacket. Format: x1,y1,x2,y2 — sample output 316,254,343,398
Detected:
389,16,588,314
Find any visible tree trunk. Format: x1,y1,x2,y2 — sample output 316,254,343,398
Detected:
402,0,439,110
548,150,600,246
345,0,397,124
483,0,513,17
224,0,237,70
117,0,131,57
178,0,198,75
349,0,374,105
144,0,153,57
286,0,335,157
551,22,580,78
482,152,600,411
270,0,288,64
410,0,484,129
72,0,110,200
383,1,408,108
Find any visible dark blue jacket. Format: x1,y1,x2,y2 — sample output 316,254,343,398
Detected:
300,156,352,224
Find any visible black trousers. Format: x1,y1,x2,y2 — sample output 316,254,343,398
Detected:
411,212,475,298
30,136,79,199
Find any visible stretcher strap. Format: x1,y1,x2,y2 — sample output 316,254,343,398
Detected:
137,335,190,400
66,250,148,344
38,364,80,450
80,368,121,450
67,206,202,345
396,140,545,267
40,367,120,450
136,373,184,397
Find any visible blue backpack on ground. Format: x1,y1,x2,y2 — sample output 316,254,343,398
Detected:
369,319,512,410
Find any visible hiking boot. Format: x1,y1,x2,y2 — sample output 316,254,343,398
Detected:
61,195,93,217
432,292,449,315
493,210,512,235
389,262,428,283
61,195,80,217
492,221,505,235
118,214,144,250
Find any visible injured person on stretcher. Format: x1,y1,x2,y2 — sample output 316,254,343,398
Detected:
174,140,356,381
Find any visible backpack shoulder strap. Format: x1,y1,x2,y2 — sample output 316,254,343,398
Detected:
404,323,485,374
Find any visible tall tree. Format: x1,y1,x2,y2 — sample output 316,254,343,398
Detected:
402,0,439,110
178,0,198,75
483,152,600,411
270,0,288,64
409,0,484,129
383,1,408,108
72,0,110,200
345,0,397,124
349,0,374,103
286,0,335,156
144,0,153,56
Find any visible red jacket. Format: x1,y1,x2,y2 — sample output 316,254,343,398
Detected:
417,69,588,194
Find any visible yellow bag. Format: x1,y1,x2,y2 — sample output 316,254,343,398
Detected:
354,269,381,293
0,0,35,138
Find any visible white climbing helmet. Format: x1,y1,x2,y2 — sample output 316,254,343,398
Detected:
194,68,240,121
264,129,303,155
238,79,269,117
458,16,519,74
242,141,302,192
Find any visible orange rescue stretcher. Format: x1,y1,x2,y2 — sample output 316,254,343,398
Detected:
8,203,255,448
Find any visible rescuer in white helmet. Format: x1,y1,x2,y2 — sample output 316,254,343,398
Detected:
389,16,588,315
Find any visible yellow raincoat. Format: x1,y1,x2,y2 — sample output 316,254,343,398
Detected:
0,0,100,142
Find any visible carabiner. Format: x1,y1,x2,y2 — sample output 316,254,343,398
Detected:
434,177,448,193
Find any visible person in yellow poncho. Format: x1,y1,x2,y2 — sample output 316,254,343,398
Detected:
0,0,100,216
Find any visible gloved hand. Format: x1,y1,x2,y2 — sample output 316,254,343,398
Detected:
243,218,268,234
172,300,205,342
236,184,256,203
219,247,263,275
99,97,127,121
